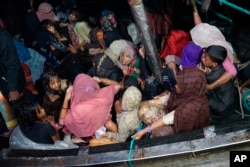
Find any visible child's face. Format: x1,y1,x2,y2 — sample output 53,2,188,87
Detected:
49,76,61,91
36,104,46,119
202,52,216,68
120,52,132,65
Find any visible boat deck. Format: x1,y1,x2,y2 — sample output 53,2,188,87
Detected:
1,108,250,166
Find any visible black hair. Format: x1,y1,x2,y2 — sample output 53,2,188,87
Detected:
69,8,86,22
40,19,54,30
42,69,63,95
19,100,39,129
205,45,227,64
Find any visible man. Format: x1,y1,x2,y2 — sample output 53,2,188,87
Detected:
0,16,26,137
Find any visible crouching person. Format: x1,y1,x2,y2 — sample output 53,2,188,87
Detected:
104,86,142,142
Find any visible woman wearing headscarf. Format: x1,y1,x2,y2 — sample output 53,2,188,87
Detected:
36,2,59,22
59,73,121,141
132,42,210,139
188,0,237,91
104,86,142,142
117,42,142,89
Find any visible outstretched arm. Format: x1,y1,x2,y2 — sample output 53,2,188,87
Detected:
189,0,202,25
131,110,174,140
206,71,234,91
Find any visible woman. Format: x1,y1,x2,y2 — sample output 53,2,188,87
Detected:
188,0,237,91
59,73,121,139
132,42,210,139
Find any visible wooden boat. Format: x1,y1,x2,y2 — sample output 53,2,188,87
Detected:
1,108,250,167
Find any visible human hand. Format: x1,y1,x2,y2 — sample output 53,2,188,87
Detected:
197,63,206,73
131,130,146,140
184,0,196,7
65,86,73,101
93,76,101,83
68,44,78,54
139,45,146,59
122,69,129,75
60,22,68,27
8,90,21,102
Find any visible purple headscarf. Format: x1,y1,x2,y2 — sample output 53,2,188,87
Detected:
180,42,202,69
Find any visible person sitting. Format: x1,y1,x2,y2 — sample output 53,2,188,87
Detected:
34,19,76,67
18,100,60,144
200,45,236,120
99,10,120,47
103,86,142,142
117,42,142,89
41,69,71,132
132,42,210,140
58,74,121,142
67,8,92,51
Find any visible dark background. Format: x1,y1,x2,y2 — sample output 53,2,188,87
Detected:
0,0,249,61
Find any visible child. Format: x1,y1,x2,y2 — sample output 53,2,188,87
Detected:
41,69,70,129
18,100,60,144
201,45,236,119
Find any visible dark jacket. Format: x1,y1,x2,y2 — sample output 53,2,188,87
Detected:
0,27,26,98
206,65,236,119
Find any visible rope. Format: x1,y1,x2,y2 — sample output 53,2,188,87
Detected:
219,0,250,16
234,61,250,119
235,78,244,119
127,122,144,167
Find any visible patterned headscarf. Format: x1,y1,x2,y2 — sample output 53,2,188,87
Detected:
100,10,117,31
180,42,202,69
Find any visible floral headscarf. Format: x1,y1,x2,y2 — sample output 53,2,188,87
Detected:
100,10,117,31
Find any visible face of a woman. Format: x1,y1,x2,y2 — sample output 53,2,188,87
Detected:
49,76,61,91
120,52,132,65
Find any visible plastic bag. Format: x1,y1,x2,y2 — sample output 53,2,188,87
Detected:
127,22,141,45
9,126,78,150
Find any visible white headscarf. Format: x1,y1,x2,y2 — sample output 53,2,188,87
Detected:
190,23,234,62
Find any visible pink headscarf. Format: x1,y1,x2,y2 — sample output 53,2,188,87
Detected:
36,2,59,22
63,74,116,137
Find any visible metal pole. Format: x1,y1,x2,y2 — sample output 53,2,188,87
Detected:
127,0,163,83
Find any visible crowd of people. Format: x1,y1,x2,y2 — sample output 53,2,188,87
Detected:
0,0,249,148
